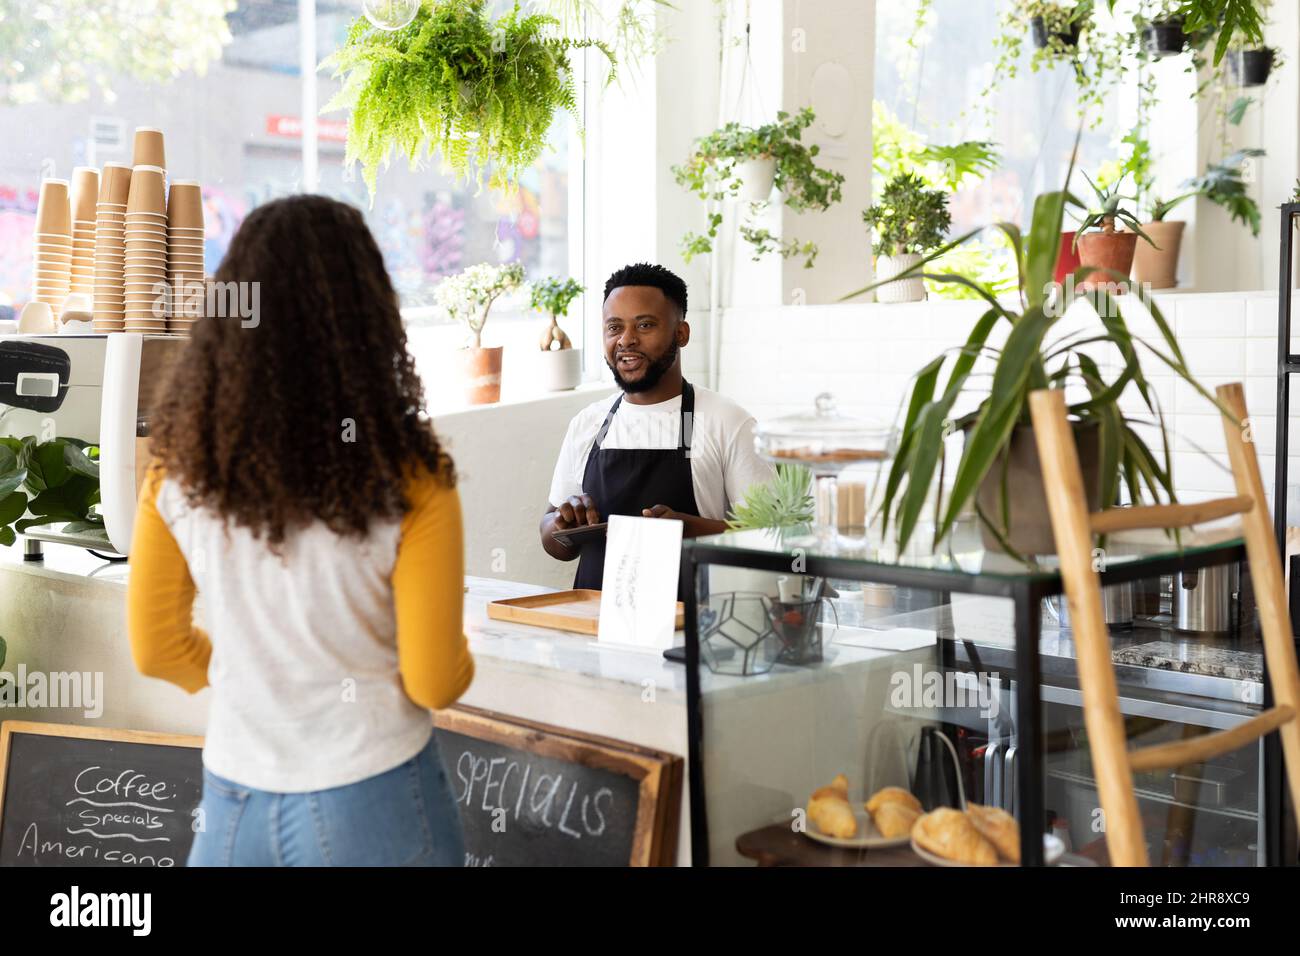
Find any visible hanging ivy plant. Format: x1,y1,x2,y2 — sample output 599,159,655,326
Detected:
672,107,845,268
322,0,615,197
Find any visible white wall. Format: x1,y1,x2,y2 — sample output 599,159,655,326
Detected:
431,386,616,590
717,290,1289,513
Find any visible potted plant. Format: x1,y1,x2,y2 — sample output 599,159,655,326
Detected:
1184,148,1266,236
1138,2,1188,57
322,0,616,197
673,108,845,268
1228,45,1275,86
434,262,526,405
841,155,1218,558
530,276,584,392
1026,0,1090,51
1072,172,1156,290
862,172,951,304
1132,193,1192,288
0,436,106,548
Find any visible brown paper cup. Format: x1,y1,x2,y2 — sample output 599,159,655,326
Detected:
71,167,100,222
132,128,166,170
36,179,71,234
127,166,166,215
98,163,133,205
167,180,203,228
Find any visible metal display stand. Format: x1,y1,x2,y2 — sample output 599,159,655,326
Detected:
1271,201,1300,864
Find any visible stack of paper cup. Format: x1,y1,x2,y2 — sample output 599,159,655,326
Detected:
69,167,99,300
166,180,205,335
94,162,132,332
124,165,169,334
32,178,72,315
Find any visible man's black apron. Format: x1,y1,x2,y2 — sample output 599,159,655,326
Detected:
573,382,700,602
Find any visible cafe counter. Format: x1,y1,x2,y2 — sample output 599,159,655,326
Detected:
0,542,937,866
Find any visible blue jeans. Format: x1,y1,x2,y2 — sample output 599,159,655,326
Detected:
188,734,464,867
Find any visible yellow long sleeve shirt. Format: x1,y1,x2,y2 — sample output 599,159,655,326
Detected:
127,462,474,792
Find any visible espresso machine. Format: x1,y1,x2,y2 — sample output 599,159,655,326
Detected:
0,332,187,557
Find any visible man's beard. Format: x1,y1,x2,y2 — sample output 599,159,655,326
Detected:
607,340,679,394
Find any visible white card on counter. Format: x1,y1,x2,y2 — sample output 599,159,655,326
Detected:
830,626,936,652
597,515,682,651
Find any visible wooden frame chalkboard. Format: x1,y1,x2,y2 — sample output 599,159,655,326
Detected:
432,705,683,866
0,721,204,867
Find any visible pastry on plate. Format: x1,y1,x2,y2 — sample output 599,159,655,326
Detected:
808,775,856,838
865,786,922,815
912,807,998,866
871,800,921,838
965,803,1020,864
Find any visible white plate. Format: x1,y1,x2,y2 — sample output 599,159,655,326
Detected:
800,806,911,849
911,832,1065,867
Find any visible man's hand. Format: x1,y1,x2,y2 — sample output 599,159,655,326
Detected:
642,505,728,539
557,494,601,529
540,494,601,561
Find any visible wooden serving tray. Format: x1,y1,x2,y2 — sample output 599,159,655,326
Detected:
487,589,685,636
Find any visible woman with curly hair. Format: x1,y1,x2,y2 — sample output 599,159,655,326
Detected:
126,195,472,867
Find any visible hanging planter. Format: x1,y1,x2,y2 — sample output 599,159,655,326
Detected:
735,156,777,202
1228,47,1275,87
673,108,845,268
1030,14,1081,51
1141,19,1187,58
321,1,616,198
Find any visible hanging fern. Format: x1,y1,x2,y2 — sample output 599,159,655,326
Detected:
321,0,615,198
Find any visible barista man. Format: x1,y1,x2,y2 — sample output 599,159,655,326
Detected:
539,262,773,596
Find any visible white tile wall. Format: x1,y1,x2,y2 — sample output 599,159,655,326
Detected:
718,290,1293,515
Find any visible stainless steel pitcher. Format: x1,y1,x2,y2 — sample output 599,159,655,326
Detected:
1046,583,1135,630
1173,564,1239,636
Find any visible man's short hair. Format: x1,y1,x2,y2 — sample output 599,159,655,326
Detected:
603,262,688,318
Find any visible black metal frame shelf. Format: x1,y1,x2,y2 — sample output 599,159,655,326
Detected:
1271,201,1300,866
681,536,1256,867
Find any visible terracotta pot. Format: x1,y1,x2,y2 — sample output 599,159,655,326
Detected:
1131,220,1185,290
459,345,503,405
1076,230,1138,290
1055,231,1082,284
874,253,926,303
973,420,1101,557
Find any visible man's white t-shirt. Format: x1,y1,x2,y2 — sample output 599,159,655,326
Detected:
548,385,775,522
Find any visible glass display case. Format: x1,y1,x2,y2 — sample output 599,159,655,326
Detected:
680,518,1286,866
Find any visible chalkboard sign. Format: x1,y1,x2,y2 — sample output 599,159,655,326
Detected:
433,706,682,867
0,722,203,867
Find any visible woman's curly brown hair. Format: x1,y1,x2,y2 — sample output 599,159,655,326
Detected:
150,194,454,547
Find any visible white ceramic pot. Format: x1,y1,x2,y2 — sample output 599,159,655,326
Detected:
735,156,776,202
536,347,582,391
874,253,926,304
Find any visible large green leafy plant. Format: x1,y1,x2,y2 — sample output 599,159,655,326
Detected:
672,108,845,268
0,438,105,548
842,157,1218,555
322,0,615,196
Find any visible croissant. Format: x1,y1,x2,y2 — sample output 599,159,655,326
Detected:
912,808,998,866
865,786,922,815
808,778,857,839
871,801,921,838
965,803,1020,864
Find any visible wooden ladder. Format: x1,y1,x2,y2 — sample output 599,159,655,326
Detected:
1029,383,1300,867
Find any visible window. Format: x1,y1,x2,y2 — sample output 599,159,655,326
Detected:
0,0,585,407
